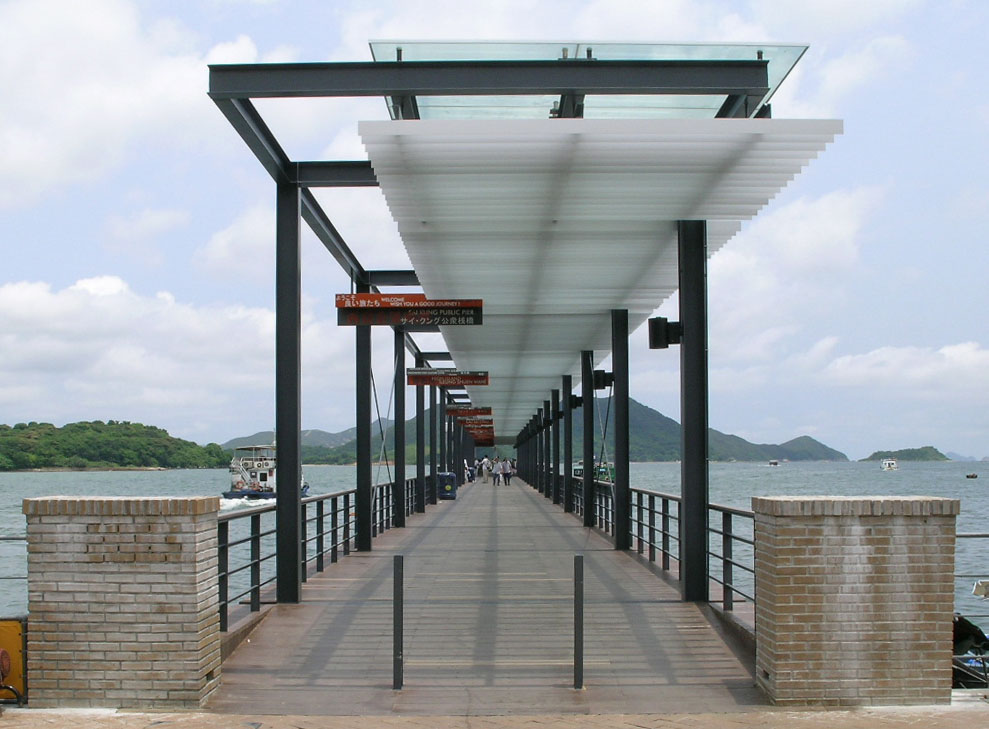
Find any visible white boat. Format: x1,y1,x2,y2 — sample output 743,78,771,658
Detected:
768,459,779,467
223,445,310,499
881,458,898,471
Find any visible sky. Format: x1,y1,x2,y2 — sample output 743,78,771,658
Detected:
1,0,986,460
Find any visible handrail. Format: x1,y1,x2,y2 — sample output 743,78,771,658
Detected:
216,476,424,632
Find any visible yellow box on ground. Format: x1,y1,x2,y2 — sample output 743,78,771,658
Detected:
0,618,26,701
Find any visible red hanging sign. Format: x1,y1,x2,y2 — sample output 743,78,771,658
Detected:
407,368,489,387
336,294,483,326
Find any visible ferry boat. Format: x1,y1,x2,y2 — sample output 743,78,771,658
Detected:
222,445,310,499
572,460,616,483
881,458,898,471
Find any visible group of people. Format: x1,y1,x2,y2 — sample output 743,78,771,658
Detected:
475,455,516,485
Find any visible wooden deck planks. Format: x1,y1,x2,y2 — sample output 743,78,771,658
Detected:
208,479,763,716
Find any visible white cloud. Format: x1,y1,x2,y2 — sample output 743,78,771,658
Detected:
752,0,922,36
195,204,275,282
107,208,189,241
825,341,989,395
708,186,883,363
0,275,368,442
0,0,279,209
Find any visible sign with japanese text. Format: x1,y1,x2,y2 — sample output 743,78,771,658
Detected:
407,368,489,387
445,406,492,416
336,294,482,327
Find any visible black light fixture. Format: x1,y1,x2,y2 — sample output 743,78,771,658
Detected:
648,317,683,349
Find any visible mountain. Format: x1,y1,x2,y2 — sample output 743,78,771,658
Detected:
860,446,949,462
222,421,392,450
572,398,847,462
226,398,846,463
947,452,978,462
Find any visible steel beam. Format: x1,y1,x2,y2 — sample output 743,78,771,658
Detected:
356,281,372,552
367,270,420,287
581,351,594,528
678,220,710,601
393,328,406,527
438,388,447,475
612,309,631,551
415,354,426,513
275,183,302,602
300,190,367,284
543,400,552,500
209,60,769,99
418,351,454,361
212,97,292,183
563,375,573,513
429,385,438,504
294,160,378,187
551,389,561,505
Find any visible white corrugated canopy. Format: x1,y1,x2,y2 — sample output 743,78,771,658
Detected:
360,117,842,440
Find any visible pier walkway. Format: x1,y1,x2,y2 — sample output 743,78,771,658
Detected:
207,478,760,716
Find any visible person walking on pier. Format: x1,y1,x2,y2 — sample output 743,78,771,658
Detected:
492,457,502,485
481,455,491,483
501,458,513,485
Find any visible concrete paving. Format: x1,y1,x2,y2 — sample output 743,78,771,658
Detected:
2,699,988,729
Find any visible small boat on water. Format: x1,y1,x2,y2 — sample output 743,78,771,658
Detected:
768,459,779,467
573,460,616,483
222,444,310,500
881,458,898,471
967,473,979,479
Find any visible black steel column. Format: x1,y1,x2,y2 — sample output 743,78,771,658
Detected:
275,182,302,602
563,375,573,513
543,399,552,500
438,388,447,475
429,385,438,504
581,351,594,528
356,281,372,552
679,220,710,601
536,410,544,493
415,355,426,513
551,388,561,504
612,309,631,551
393,328,406,527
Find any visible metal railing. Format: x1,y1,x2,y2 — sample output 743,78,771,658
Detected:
217,477,420,631
574,483,754,616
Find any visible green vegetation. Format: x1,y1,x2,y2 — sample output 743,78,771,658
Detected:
0,421,229,471
861,446,949,462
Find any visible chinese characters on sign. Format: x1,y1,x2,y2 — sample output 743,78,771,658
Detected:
336,294,483,327
406,369,489,387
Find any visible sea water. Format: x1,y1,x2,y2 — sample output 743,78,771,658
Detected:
1,461,986,618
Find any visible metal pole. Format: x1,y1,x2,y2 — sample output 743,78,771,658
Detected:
551,388,561,505
415,354,426,513
393,328,406,527
612,309,630,550
275,182,302,602
429,385,438,504
679,219,710,601
393,554,404,690
356,281,372,552
543,399,552,500
438,388,447,475
563,375,573,513
574,554,584,690
581,351,594,527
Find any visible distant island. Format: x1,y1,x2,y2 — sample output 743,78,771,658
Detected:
0,421,229,471
223,397,849,464
860,446,949,462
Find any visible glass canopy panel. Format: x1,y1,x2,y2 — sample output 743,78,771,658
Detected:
369,40,806,120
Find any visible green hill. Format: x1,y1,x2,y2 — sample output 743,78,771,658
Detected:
233,398,846,464
573,398,847,462
861,446,948,462
0,421,228,471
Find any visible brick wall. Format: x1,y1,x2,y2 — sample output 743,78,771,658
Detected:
752,496,958,706
23,496,221,708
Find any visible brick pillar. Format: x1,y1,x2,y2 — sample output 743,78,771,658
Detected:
23,497,221,708
753,496,958,706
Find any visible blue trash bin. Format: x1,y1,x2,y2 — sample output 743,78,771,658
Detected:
437,472,457,499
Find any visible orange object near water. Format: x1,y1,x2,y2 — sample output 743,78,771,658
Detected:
0,619,26,702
